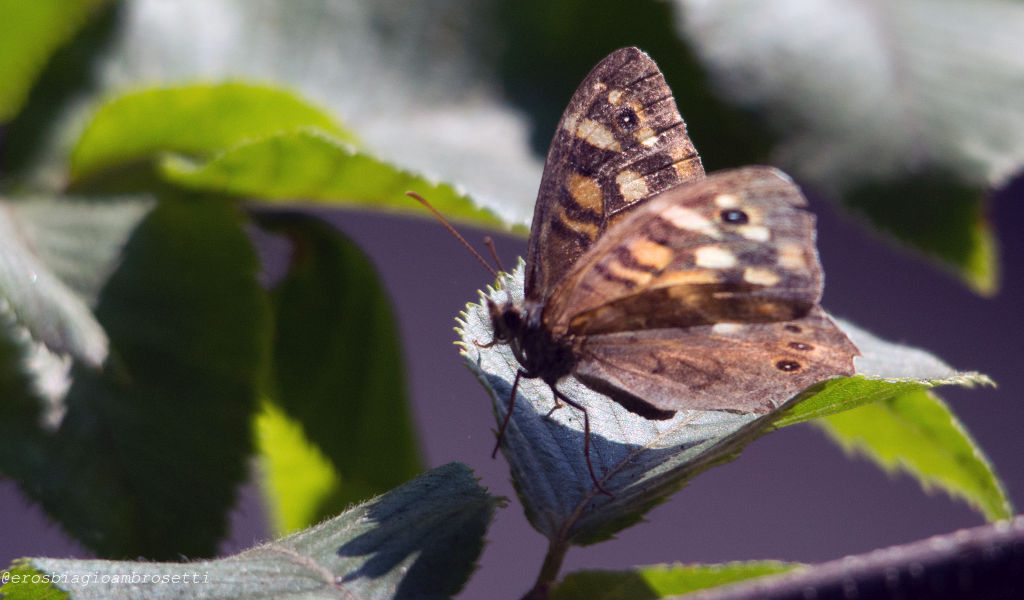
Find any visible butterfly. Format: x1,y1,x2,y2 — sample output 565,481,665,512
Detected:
483,47,858,494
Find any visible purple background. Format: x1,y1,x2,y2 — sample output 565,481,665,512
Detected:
2,176,1022,597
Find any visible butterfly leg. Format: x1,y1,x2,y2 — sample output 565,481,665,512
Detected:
475,338,499,348
492,369,525,459
552,387,613,498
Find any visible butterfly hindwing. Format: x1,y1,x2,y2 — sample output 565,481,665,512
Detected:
574,307,857,416
544,167,823,337
524,47,705,303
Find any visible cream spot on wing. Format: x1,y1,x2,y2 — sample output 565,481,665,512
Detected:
636,127,658,147
694,246,737,269
653,270,721,287
674,158,701,179
778,243,807,269
714,194,740,209
661,206,721,239
616,170,649,203
711,323,744,335
744,267,781,286
567,172,603,213
554,204,598,240
628,238,673,270
607,89,623,105
578,119,621,151
606,260,653,286
737,225,770,242
562,113,579,133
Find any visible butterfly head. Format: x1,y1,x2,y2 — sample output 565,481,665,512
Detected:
486,297,576,384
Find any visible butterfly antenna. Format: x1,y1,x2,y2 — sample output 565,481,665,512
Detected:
406,191,497,277
483,236,506,274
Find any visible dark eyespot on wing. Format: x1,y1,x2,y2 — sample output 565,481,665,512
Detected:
720,209,749,224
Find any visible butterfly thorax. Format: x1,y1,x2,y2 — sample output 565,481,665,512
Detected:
487,298,577,385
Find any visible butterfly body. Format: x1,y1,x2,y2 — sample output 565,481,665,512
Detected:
486,47,857,491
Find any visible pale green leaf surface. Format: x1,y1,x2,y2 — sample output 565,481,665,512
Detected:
460,262,994,544
0,0,109,122
160,130,508,230
70,83,353,181
10,463,498,600
550,561,800,600
0,197,152,369
817,389,1012,521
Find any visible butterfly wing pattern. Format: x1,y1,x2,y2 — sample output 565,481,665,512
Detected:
485,47,857,493
552,167,858,417
524,46,704,303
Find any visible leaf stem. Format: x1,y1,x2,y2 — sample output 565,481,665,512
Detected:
523,537,570,600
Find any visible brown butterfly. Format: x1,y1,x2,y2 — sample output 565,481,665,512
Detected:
484,47,858,494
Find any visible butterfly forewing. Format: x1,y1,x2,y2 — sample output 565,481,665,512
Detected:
524,47,705,303
544,167,823,337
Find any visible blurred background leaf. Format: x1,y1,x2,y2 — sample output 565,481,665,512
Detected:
0,0,111,123
254,211,421,533
549,561,799,600
674,0,1024,293
0,196,269,558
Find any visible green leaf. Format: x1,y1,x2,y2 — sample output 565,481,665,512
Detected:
161,130,509,230
817,389,1012,522
675,0,1024,291
70,83,354,182
550,561,800,600
844,173,996,294
8,463,499,600
0,196,154,368
0,0,110,123
254,211,421,533
14,1,545,224
0,197,270,559
254,400,344,534
0,561,69,600
460,262,994,546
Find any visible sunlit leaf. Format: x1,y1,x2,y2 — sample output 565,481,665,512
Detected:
4,463,499,600
550,561,799,600
461,262,996,545
0,0,110,123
